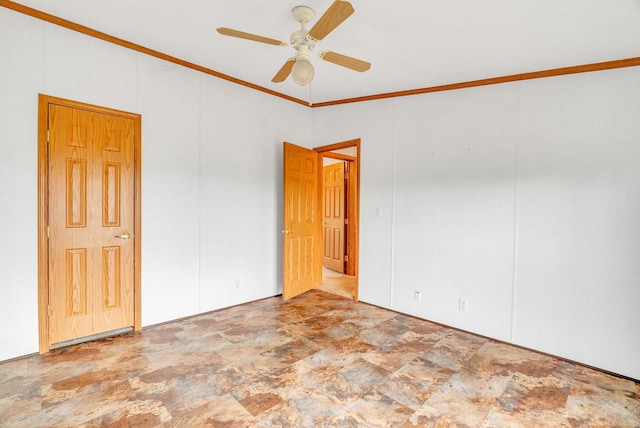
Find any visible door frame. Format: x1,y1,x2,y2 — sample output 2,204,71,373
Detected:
37,94,142,353
314,138,360,300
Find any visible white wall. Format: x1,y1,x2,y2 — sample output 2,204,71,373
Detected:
0,9,44,360
313,68,640,380
514,70,640,378
0,9,310,359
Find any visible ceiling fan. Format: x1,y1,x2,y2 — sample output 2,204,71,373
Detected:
216,0,371,86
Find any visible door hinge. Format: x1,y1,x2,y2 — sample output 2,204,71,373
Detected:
47,225,50,238
46,130,50,143
48,305,52,317
344,255,349,262
344,218,349,225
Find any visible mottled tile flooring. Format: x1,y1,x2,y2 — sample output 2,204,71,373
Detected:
1,290,638,427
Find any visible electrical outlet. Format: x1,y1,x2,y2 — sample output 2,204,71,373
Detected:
414,290,422,302
459,298,468,312
235,281,240,289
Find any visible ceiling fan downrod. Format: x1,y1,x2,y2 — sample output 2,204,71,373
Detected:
290,6,316,86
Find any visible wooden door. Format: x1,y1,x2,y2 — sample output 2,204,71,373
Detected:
282,142,321,299
322,162,346,273
47,102,136,345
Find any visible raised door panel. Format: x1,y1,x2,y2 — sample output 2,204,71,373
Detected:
66,159,87,227
102,246,121,310
66,248,87,316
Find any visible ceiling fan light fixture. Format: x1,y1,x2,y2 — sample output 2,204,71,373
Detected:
292,58,314,86
217,2,369,86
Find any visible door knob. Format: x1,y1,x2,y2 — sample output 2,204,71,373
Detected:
115,232,134,239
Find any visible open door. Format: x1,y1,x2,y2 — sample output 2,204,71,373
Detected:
282,142,321,299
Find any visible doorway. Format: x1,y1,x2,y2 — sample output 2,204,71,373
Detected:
38,95,142,353
315,139,360,301
281,139,360,301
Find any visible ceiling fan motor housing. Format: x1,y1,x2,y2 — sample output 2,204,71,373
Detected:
290,30,315,52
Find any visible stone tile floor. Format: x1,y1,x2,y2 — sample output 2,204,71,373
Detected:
0,290,638,427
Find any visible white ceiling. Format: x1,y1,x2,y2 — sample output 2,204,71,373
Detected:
12,0,640,104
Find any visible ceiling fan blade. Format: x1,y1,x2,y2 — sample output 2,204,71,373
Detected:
321,51,371,72
308,1,354,41
216,27,285,46
272,59,296,83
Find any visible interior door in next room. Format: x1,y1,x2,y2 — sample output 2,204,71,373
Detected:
322,161,346,273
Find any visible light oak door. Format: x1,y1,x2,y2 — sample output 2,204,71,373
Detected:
282,142,321,299
48,103,135,345
322,162,346,273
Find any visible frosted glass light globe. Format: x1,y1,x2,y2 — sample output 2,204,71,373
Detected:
292,59,314,86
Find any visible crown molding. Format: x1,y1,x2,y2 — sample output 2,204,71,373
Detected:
311,57,640,108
